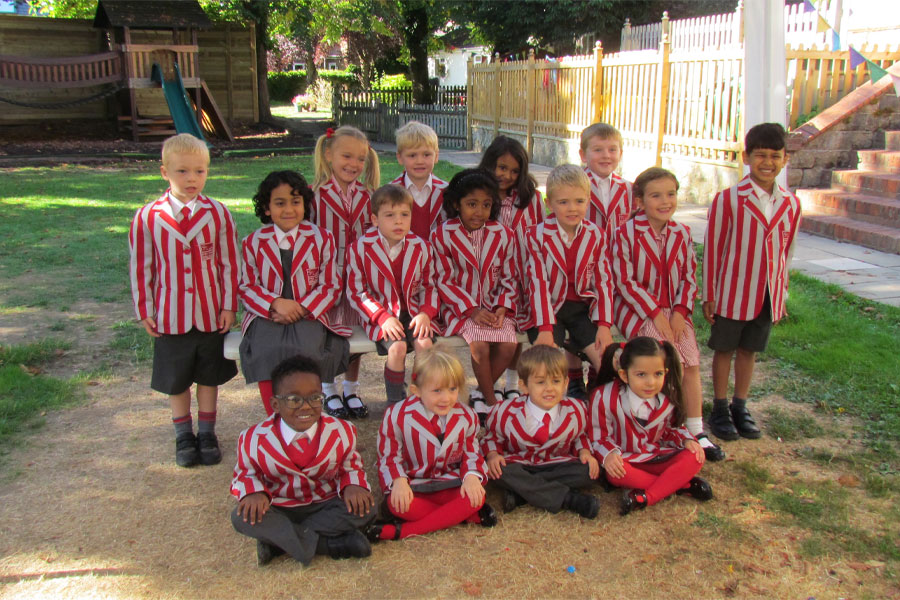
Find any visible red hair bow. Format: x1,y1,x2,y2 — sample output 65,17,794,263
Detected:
325,127,335,138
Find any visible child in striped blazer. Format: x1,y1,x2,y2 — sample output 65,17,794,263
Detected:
588,337,712,515
238,170,349,416
346,184,439,405
129,133,239,468
430,169,519,424
702,123,801,442
312,125,380,420
478,136,546,400
390,120,448,239
231,355,375,566
370,347,496,541
483,346,600,518
611,167,724,462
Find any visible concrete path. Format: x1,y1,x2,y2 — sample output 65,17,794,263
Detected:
374,142,900,307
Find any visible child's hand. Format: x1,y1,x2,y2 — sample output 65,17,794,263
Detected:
602,451,626,480
684,440,705,465
670,311,687,342
594,326,613,355
139,317,161,338
485,451,506,479
460,473,486,508
702,301,716,325
653,312,675,342
579,449,600,479
237,492,271,525
218,310,236,333
342,484,374,516
389,477,413,514
534,330,557,347
381,316,406,341
271,298,304,323
410,313,432,339
492,307,507,328
470,308,495,327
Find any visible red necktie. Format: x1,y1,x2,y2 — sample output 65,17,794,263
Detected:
284,234,294,249
535,413,551,444
431,415,444,443
295,434,311,453
179,206,192,237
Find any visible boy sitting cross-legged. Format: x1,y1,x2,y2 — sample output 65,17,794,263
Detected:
230,355,375,567
483,345,601,517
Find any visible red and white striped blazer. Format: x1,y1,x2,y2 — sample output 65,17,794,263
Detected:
587,381,694,464
482,396,591,466
231,414,370,507
238,222,349,337
313,178,372,274
390,172,448,239
702,175,801,322
129,192,239,335
524,216,614,330
611,213,698,339
502,190,546,329
377,395,486,492
430,219,519,336
586,169,633,236
345,230,441,341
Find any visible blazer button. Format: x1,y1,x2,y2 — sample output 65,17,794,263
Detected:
186,288,193,293
183,248,190,254
185,268,191,274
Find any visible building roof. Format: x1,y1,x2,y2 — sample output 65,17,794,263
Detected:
93,0,212,30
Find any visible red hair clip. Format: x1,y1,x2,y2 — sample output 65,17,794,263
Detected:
325,127,335,138
411,372,417,382
619,341,626,349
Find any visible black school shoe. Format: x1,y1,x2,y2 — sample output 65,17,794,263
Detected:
343,393,369,419
695,433,726,462
175,432,200,468
502,489,527,513
256,539,285,567
323,530,372,559
477,503,498,527
730,405,762,439
364,520,402,543
676,476,714,501
197,432,222,465
619,489,648,516
562,490,600,519
708,410,740,441
323,394,350,419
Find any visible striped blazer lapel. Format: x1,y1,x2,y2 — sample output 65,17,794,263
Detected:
644,397,673,432
319,183,349,227
258,226,283,278
400,235,424,302
738,182,768,229
608,175,630,229
153,200,188,245
183,197,213,242
289,224,318,280
479,222,503,274
767,185,793,236
446,221,479,270
347,182,370,229
633,214,663,274
364,232,397,289
543,219,568,276
406,399,443,448
428,175,447,225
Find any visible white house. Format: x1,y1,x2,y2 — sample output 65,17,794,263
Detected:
428,45,490,87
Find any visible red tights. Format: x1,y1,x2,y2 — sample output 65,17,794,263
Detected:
258,380,274,416
381,487,484,540
606,449,702,506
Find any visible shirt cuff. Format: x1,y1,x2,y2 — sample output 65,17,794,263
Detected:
673,305,691,318
538,325,554,333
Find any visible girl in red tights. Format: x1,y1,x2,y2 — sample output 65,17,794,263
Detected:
370,346,496,541
587,336,712,515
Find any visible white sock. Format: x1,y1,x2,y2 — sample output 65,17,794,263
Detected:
343,379,359,397
687,417,714,447
504,369,519,391
322,382,338,398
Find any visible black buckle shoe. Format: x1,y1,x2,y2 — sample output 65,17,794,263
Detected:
175,432,200,467
562,490,600,519
256,539,284,566
708,410,740,441
323,394,350,419
695,433,726,462
324,531,372,559
676,476,714,501
730,405,762,439
343,393,369,419
502,489,527,513
197,432,222,465
619,489,648,516
477,503,498,527
503,389,521,400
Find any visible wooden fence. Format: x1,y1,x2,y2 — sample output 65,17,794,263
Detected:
334,86,467,149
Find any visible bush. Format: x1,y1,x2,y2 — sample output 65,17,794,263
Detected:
319,69,358,87
372,73,412,90
268,70,308,102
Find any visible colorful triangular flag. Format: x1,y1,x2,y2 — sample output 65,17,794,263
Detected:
817,15,830,33
892,73,900,97
849,46,865,70
803,0,817,13
831,31,841,51
866,59,888,83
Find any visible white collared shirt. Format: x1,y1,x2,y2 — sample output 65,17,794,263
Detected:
625,386,662,421
379,232,405,261
558,221,583,248
280,416,317,446
168,193,197,219
588,172,613,211
749,180,781,222
421,406,447,431
524,398,561,435
404,172,432,208
274,224,299,250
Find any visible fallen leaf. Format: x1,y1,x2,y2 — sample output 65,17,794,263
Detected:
745,584,769,595
461,582,482,597
865,560,886,569
20,364,42,375
847,561,872,571
719,579,739,597
837,474,860,487
743,563,771,576
87,380,100,386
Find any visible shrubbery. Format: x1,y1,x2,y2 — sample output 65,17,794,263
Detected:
268,70,308,102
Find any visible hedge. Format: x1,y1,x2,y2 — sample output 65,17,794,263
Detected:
267,69,360,102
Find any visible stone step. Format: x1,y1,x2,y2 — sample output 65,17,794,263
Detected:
857,150,900,174
832,169,900,197
797,189,900,228
799,215,900,254
886,131,900,151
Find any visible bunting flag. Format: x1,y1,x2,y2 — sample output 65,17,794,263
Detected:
866,59,888,84
849,46,865,70
831,31,841,51
892,73,900,98
802,0,817,12
816,15,831,33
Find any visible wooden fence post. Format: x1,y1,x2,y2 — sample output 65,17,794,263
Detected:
654,15,672,167
525,48,535,156
592,41,604,123
466,56,473,149
622,18,632,52
493,52,501,137
734,0,744,45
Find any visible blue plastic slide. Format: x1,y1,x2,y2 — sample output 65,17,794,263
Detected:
151,62,207,143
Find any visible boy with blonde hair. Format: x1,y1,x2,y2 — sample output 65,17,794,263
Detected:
129,133,239,467
391,120,448,239
579,123,633,235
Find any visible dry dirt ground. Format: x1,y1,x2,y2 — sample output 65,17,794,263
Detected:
0,299,897,600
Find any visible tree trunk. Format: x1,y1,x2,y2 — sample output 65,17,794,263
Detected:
245,0,272,122
403,2,433,104
304,37,318,87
